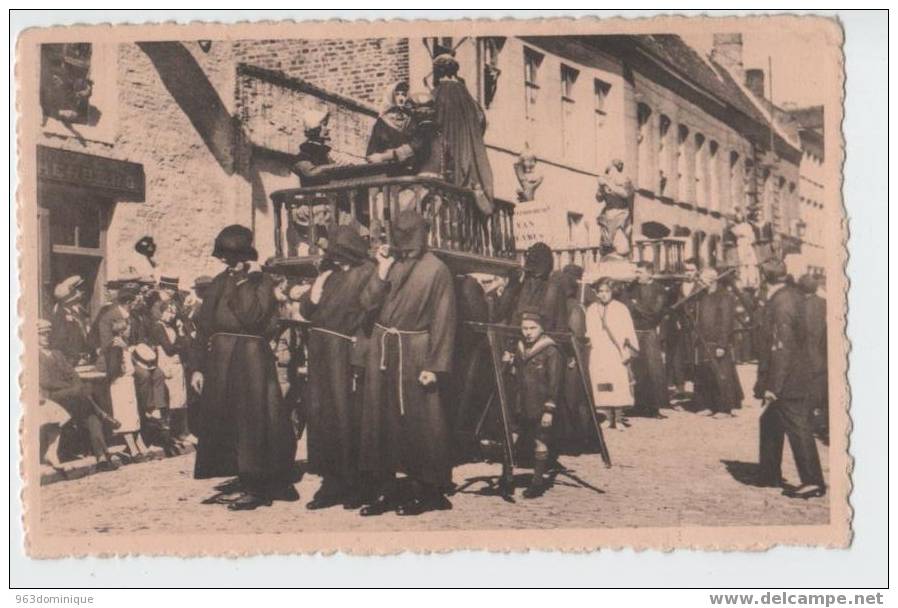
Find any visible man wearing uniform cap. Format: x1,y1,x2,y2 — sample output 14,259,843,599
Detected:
50,275,92,365
755,260,825,499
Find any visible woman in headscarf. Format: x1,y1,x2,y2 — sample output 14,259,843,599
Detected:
585,277,639,430
366,82,413,161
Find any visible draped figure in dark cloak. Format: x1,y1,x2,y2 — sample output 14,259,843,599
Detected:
358,210,457,516
431,53,495,216
495,242,568,333
556,264,598,453
624,262,669,418
298,226,378,510
191,225,297,511
692,268,744,417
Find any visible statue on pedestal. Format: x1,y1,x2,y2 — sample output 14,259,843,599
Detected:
514,145,543,202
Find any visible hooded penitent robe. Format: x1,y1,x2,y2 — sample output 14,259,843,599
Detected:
192,269,296,493
433,78,494,215
299,261,378,482
358,220,457,488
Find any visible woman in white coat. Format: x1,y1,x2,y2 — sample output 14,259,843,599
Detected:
585,277,639,429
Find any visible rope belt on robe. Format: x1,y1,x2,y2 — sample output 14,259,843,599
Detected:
375,323,429,417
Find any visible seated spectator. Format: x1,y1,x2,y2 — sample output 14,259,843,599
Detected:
39,319,119,472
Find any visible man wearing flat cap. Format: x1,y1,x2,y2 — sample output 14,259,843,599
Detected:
191,224,297,510
358,210,457,516
50,274,92,365
755,260,825,499
298,226,378,510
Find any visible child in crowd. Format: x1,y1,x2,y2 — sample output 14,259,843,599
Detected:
105,318,149,462
509,307,564,498
151,301,191,445
133,343,181,457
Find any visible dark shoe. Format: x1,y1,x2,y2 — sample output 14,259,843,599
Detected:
396,494,452,516
359,495,396,517
214,478,242,493
201,491,244,505
783,484,826,499
96,459,119,472
306,494,343,510
227,493,273,511
270,485,300,503
130,453,148,464
342,493,367,510
522,481,547,499
755,477,785,488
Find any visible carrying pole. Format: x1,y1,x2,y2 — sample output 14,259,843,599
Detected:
485,326,517,493
570,337,612,468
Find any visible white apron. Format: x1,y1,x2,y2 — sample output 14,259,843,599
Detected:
110,348,141,434
157,325,187,409
585,300,639,408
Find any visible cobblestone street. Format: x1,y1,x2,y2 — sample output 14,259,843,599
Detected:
39,366,829,537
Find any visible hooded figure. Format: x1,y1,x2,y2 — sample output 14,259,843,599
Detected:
358,210,457,515
431,53,495,215
191,224,297,510
298,226,379,510
496,242,567,333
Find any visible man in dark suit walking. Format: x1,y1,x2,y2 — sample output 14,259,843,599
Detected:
755,261,825,499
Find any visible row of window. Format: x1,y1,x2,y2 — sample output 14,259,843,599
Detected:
518,45,801,222
522,47,614,170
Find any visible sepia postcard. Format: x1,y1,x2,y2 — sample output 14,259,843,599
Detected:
15,14,849,557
